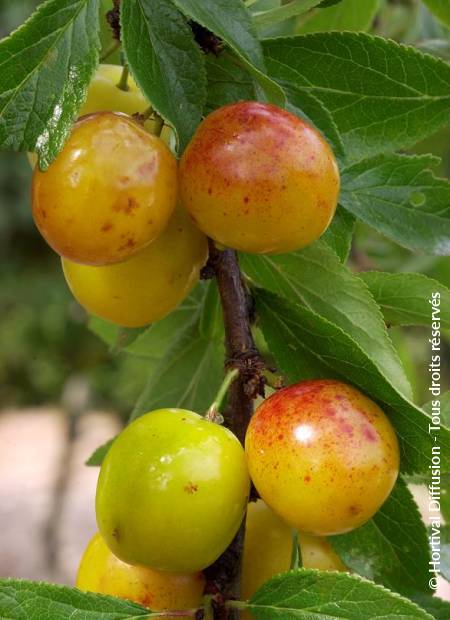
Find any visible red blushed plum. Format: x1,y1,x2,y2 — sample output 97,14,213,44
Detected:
245,379,400,536
179,101,340,255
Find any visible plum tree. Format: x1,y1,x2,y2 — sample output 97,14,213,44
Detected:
245,380,400,535
62,206,207,327
77,532,205,616
179,101,340,254
32,111,177,265
96,409,250,573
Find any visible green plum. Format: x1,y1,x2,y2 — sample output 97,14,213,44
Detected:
96,409,250,573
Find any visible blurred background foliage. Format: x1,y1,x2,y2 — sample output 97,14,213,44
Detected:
0,0,448,414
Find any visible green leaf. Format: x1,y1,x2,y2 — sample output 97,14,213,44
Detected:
359,272,450,329
131,314,225,420
0,0,101,169
422,0,450,29
412,595,450,620
296,0,380,34
340,154,450,255
406,392,450,522
120,0,206,153
254,1,322,29
171,0,285,106
263,33,450,162
89,318,147,353
331,478,431,595
0,579,149,619
85,436,117,466
89,284,206,358
442,478,450,523
205,53,256,113
281,82,344,156
126,285,208,359
89,316,122,348
321,206,355,262
87,284,218,464
242,242,412,399
199,281,224,339
245,569,434,620
423,391,450,428
254,289,450,475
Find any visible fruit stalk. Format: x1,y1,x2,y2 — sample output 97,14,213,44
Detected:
204,239,264,619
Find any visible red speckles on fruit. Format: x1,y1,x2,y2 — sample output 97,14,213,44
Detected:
363,425,378,442
179,101,340,254
32,112,177,266
245,379,400,536
61,206,208,328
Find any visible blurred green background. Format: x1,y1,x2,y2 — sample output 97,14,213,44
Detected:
0,0,449,414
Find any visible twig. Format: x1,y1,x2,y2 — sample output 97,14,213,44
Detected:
204,240,266,619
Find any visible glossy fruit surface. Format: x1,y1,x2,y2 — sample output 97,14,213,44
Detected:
179,101,340,254
76,532,205,615
32,111,177,265
242,500,346,599
245,380,399,536
28,64,173,168
96,409,250,573
62,206,207,327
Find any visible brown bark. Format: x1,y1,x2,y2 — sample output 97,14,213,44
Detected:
203,240,265,619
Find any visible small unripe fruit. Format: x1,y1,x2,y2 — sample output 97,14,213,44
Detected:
242,500,346,599
96,409,250,573
62,206,207,327
179,101,339,254
245,380,399,536
32,111,177,265
76,532,205,616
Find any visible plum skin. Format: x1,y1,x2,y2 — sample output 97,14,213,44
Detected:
96,409,250,573
245,379,400,536
76,532,205,616
179,101,340,254
62,205,207,327
242,500,346,601
32,111,177,266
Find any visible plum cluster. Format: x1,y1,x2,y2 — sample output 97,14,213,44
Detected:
31,64,339,328
79,379,398,613
31,66,399,613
